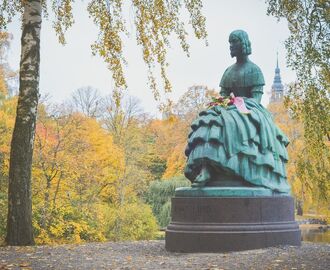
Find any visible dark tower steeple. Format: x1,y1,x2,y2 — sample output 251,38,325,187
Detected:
270,53,284,103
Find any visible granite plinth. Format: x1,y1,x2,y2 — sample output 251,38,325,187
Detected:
165,195,301,252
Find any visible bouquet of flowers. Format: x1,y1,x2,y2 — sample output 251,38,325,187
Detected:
208,93,250,114
207,93,235,108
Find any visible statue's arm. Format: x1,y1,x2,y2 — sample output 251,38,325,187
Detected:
251,86,263,103
220,87,230,97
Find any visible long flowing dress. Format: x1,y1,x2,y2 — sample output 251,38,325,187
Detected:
184,61,291,194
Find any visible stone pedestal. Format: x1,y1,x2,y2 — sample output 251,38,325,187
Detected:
165,194,301,252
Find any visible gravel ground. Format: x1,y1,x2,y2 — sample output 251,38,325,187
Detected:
0,241,329,270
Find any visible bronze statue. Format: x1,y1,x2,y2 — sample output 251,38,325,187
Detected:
184,30,290,194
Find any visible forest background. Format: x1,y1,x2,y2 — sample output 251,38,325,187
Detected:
1,56,328,244
0,0,329,244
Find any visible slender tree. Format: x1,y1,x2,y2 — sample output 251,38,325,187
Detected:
0,0,207,245
6,0,42,245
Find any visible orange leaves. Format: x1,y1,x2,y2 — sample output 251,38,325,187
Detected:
148,115,188,179
146,86,219,179
29,107,129,243
163,144,186,179
33,112,125,207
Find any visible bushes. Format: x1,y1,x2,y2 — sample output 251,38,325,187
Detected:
33,205,106,244
104,202,158,241
0,192,7,243
145,176,190,227
32,201,158,244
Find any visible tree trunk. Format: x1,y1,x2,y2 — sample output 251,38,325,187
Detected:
6,0,42,246
296,199,303,216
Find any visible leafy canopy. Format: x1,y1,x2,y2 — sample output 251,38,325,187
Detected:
266,0,330,200
0,0,207,103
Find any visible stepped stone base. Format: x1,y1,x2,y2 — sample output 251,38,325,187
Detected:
165,196,301,252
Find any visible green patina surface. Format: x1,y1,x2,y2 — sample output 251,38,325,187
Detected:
183,30,291,196
175,187,287,197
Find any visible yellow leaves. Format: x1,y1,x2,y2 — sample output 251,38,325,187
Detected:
52,0,75,44
104,202,158,241
163,145,186,179
2,1,207,104
268,102,303,182
184,0,208,40
75,117,125,194
0,67,7,96
88,0,127,90
31,108,128,236
268,100,330,219
0,97,17,176
147,113,190,179
266,1,329,202
87,0,207,104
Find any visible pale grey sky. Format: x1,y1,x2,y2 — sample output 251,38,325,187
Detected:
6,0,296,116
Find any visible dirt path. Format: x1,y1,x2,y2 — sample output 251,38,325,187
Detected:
0,241,329,270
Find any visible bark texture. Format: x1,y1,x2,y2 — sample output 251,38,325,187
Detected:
6,0,42,245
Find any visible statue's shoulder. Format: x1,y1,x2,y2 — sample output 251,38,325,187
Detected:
220,60,265,88
244,61,265,86
219,64,236,88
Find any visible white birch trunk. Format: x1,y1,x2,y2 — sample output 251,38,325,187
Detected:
6,0,42,245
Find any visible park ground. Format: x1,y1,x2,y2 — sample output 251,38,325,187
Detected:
0,241,329,270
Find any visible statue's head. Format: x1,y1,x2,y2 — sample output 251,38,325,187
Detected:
229,30,251,57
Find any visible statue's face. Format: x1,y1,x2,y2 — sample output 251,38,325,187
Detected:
229,35,242,57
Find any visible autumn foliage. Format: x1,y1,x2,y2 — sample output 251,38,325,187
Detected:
0,30,329,243
1,69,329,243
0,73,218,244
268,101,329,221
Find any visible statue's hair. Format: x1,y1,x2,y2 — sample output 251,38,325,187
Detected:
229,30,252,55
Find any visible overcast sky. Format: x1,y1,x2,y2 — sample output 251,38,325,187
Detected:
6,0,296,117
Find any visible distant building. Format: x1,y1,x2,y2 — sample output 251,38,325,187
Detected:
270,54,284,103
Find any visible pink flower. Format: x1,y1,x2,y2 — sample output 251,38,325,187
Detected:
232,97,250,114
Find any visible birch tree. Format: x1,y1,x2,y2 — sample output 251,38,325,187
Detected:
0,0,207,245
3,0,42,245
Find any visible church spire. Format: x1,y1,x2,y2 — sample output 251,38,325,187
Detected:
270,53,284,103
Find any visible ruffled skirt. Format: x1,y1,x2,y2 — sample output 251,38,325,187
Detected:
184,98,290,193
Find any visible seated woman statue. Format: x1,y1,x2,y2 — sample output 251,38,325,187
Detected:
184,30,290,194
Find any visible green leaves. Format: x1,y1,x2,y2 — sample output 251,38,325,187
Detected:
145,176,190,227
267,0,330,201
